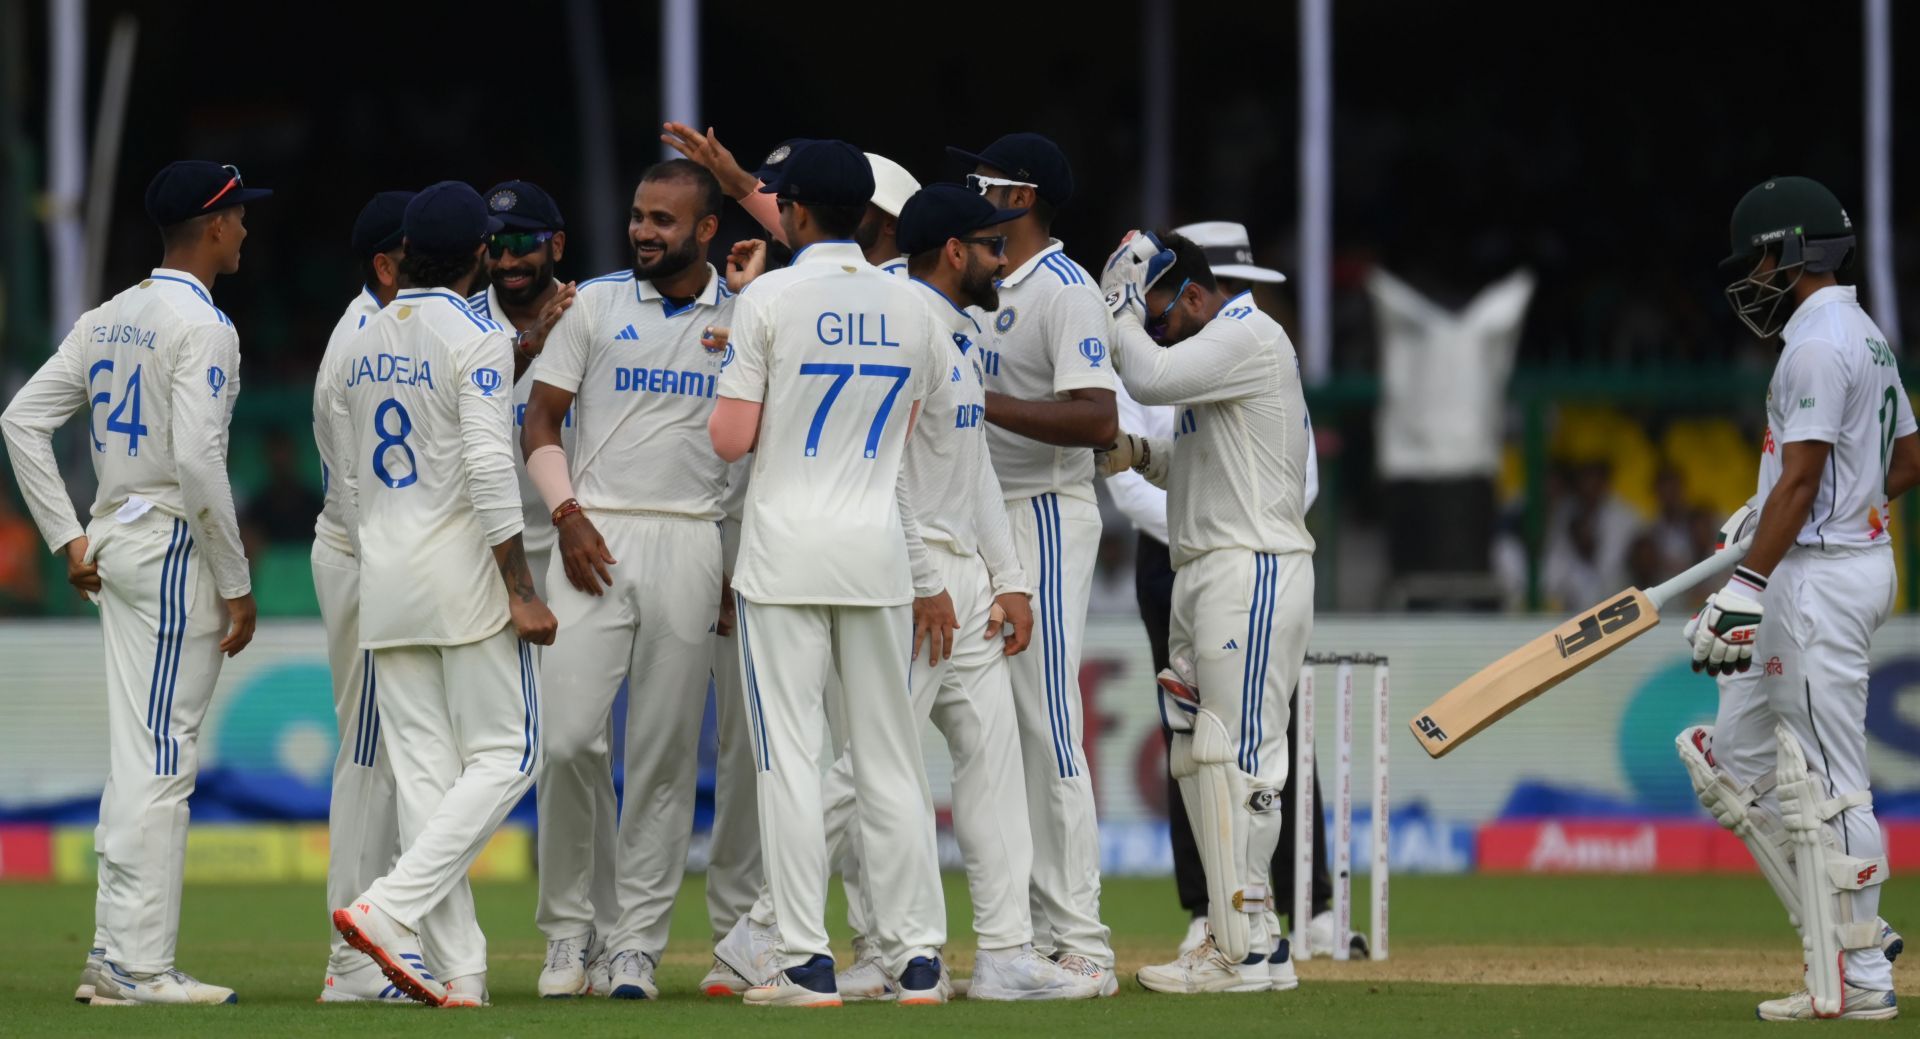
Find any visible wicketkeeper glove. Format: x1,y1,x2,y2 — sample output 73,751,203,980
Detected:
1683,567,1766,676
1100,230,1176,316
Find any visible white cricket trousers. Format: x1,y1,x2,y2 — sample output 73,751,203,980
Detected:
707,516,763,942
1711,544,1896,991
536,514,719,957
829,547,1036,954
1004,492,1110,964
363,624,538,980
312,539,399,976
735,595,945,975
85,508,224,974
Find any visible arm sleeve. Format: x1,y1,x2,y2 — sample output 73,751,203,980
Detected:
1114,310,1270,406
1047,284,1118,394
1104,384,1172,544
330,371,362,554
897,444,943,598
171,324,252,597
715,289,771,403
738,183,786,244
530,297,593,393
1775,339,1848,444
0,325,89,551
971,441,1028,596
457,332,526,545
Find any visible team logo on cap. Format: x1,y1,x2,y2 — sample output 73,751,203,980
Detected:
489,189,519,212
764,145,791,166
472,368,502,396
995,307,1017,333
1079,337,1106,368
207,366,227,399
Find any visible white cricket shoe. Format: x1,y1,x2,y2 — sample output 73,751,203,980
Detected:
1054,953,1119,997
1757,986,1898,1021
318,960,412,1003
835,954,896,1002
585,936,613,996
89,963,237,1006
714,914,781,988
608,950,659,1000
74,947,108,1004
538,932,591,998
1267,938,1300,991
1177,917,1208,956
441,972,489,1008
700,957,750,996
971,945,1103,1000
332,898,444,1006
743,954,841,1008
1306,910,1369,958
1136,934,1272,995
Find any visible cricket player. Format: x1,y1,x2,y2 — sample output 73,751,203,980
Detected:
1098,230,1313,994
947,132,1118,989
311,189,413,1003
1675,175,1917,1021
522,159,758,1000
708,139,949,1007
328,181,558,1008
3,160,264,1006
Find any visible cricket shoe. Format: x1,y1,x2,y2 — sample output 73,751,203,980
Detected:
700,957,750,996
898,956,951,1005
1883,921,1905,963
585,937,613,996
743,954,841,1007
74,947,108,1004
1307,910,1370,958
331,899,444,1006
318,961,412,1003
608,950,659,1000
441,972,489,1008
714,914,781,988
971,945,1103,1000
538,932,592,998
1055,954,1120,997
1756,986,1898,1021
88,963,237,1005
835,952,897,1002
1137,935,1272,995
1267,938,1300,991
1177,916,1208,956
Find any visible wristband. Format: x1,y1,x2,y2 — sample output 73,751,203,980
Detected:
1131,437,1153,474
1731,565,1768,593
552,499,583,526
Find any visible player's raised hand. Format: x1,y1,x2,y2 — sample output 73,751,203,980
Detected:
913,589,959,665
660,123,758,200
726,240,767,293
557,509,617,595
220,593,257,656
519,281,578,359
988,591,1033,656
61,536,100,600
700,325,730,354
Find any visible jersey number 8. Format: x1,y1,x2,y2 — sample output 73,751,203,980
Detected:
372,398,418,488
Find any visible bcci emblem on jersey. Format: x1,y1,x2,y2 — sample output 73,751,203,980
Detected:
207,365,227,398
1079,337,1106,368
471,367,503,397
995,306,1017,333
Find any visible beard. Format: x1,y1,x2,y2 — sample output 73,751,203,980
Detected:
959,253,1000,312
632,231,702,282
490,253,555,307
854,211,883,254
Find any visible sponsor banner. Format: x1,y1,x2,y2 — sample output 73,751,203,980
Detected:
1479,820,1920,873
42,824,530,884
0,826,52,880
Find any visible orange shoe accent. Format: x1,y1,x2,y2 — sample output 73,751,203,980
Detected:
331,909,443,1007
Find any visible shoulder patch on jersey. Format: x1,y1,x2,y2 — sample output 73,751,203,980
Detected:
207,366,228,398
1078,337,1106,368
471,367,503,397
995,307,1017,333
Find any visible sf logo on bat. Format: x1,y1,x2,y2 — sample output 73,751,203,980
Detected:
1554,595,1642,659
1414,715,1448,742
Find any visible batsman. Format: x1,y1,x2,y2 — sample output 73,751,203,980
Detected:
1677,176,1917,1021
1098,231,1313,993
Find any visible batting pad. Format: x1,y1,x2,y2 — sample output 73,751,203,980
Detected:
1172,707,1275,963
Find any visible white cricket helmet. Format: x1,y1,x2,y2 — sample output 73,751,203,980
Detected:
1173,220,1286,283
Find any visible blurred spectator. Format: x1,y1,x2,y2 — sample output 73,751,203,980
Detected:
245,429,323,545
1542,511,1607,611
1088,529,1138,617
0,492,44,613
1647,465,1695,574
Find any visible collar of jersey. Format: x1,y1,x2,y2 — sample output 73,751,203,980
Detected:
996,238,1066,289
636,262,722,317
395,288,475,311
149,268,214,300
1780,284,1858,343
789,240,864,266
1221,289,1256,312
909,277,982,336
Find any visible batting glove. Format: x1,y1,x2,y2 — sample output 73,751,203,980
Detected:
1716,498,1760,552
1100,230,1176,309
1684,567,1765,676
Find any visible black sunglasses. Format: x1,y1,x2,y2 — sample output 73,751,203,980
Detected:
488,230,556,258
956,234,1007,257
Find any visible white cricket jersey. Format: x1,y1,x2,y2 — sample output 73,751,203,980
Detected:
312,286,384,555
1110,292,1314,568
719,240,944,605
341,290,522,647
529,265,734,519
880,255,909,278
1,268,250,596
467,284,576,552
979,240,1116,503
903,278,1027,595
1760,285,1916,549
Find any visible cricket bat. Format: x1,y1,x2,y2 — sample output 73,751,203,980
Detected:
1408,539,1752,758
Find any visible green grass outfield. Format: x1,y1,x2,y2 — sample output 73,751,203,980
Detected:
1,873,1909,1036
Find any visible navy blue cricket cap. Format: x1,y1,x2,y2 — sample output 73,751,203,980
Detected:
754,138,816,183
757,139,874,208
351,191,416,257
484,180,565,232
897,183,1027,256
945,132,1073,209
403,181,503,253
144,160,273,227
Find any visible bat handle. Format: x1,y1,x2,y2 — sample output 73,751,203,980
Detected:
1645,534,1753,611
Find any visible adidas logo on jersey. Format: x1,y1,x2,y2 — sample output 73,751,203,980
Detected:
951,366,962,382
1223,639,1239,650
615,324,640,341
